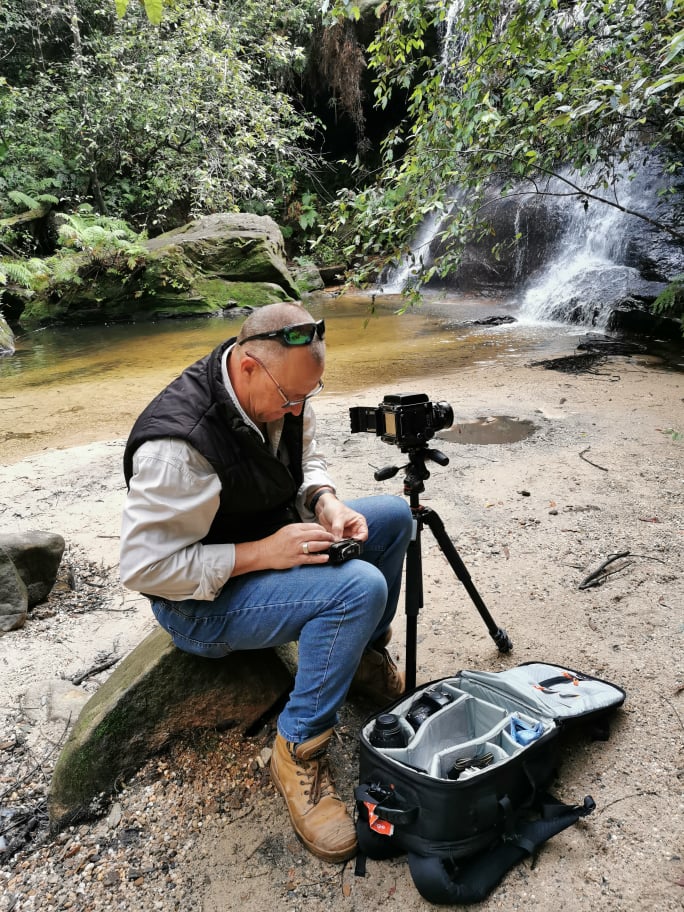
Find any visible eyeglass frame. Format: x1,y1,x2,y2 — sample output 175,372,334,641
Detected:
238,319,326,347
245,351,324,409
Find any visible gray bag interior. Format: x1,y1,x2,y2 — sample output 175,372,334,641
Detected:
362,663,623,781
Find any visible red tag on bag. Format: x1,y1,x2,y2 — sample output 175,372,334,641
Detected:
364,801,394,837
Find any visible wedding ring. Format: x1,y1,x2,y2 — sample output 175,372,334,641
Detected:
302,541,309,554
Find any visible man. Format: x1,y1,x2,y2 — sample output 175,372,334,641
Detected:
120,301,413,863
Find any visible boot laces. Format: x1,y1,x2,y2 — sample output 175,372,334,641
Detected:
297,753,337,805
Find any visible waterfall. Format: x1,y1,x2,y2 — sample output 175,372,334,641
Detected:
375,0,681,327
516,171,643,328
381,211,442,293
381,5,466,295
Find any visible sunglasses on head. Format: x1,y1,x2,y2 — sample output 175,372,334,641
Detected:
238,319,325,347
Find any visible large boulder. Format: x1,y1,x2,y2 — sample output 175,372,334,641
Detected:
0,313,15,354
428,192,568,295
19,213,299,326
147,213,298,297
0,531,65,607
48,628,294,830
0,549,28,633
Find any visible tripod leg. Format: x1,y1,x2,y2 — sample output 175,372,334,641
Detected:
421,508,513,653
404,533,423,692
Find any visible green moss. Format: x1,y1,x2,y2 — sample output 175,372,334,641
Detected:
17,226,297,327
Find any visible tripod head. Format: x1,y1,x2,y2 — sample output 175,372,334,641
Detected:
374,444,450,500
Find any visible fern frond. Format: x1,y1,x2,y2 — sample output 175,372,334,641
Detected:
0,258,44,287
8,190,40,209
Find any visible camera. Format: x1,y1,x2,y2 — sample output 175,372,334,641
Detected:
326,538,363,564
349,393,453,449
405,688,453,731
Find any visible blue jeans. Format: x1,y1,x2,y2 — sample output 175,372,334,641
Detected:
151,495,413,744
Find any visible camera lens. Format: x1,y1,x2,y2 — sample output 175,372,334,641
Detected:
433,401,454,431
369,713,408,749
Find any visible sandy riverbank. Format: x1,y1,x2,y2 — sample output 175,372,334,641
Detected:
0,347,682,911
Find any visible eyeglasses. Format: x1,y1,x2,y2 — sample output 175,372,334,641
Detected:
246,351,324,409
238,320,325,347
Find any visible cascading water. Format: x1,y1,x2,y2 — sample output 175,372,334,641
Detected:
516,171,644,328
381,211,442,293
376,0,682,331
381,4,466,295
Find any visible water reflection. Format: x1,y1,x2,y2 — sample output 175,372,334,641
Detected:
1,293,561,394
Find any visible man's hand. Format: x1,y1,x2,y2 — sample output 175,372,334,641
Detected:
315,496,368,542
233,523,335,575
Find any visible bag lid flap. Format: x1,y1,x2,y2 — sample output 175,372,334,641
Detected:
460,663,626,723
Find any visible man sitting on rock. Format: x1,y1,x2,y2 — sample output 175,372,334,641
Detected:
120,301,412,863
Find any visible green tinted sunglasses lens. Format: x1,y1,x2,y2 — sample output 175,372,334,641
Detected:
238,319,325,347
284,327,314,344
283,321,325,345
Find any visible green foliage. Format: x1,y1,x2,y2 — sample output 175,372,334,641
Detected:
653,273,684,334
7,190,58,210
324,0,684,288
0,0,323,232
115,0,164,24
0,258,44,290
0,210,148,305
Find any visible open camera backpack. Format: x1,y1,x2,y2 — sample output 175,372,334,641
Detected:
355,662,625,904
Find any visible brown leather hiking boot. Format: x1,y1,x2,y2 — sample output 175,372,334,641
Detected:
349,631,405,706
270,729,357,863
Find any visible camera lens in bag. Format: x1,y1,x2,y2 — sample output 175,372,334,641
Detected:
406,689,453,731
369,713,408,749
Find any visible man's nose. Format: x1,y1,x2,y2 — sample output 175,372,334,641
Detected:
286,403,305,417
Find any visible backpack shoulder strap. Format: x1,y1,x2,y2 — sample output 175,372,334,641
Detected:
406,795,595,905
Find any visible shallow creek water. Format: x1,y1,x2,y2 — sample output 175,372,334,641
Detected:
0,292,572,463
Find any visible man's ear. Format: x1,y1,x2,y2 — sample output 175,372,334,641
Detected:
239,351,258,378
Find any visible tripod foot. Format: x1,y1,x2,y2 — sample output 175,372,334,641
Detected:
493,628,513,654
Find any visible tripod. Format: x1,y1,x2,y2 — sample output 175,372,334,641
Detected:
374,443,513,690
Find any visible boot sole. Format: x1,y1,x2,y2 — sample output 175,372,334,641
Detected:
270,759,357,864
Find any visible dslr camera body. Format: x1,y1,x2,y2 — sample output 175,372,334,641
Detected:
350,393,453,449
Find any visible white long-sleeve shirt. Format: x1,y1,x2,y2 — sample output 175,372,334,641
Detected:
120,347,335,601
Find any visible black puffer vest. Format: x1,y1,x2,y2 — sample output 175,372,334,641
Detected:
123,339,304,544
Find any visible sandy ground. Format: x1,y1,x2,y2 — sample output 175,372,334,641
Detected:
0,337,683,910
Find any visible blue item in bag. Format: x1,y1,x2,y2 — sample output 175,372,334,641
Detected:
509,716,545,745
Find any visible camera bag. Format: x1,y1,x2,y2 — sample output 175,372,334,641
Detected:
355,661,625,904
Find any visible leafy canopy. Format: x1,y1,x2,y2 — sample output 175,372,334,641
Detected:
0,0,322,231
323,0,684,287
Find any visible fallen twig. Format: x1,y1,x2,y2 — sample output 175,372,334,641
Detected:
82,575,107,588
579,447,609,471
579,551,631,589
597,789,660,814
227,806,254,825
70,654,120,685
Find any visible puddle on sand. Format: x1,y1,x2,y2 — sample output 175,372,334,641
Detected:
439,416,538,445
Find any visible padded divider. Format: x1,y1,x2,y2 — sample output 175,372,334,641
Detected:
401,696,509,772
432,730,516,779
455,676,535,716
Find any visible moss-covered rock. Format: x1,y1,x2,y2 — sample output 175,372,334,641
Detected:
290,261,325,295
146,213,299,298
19,213,299,327
48,627,294,831
0,313,15,354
